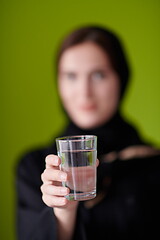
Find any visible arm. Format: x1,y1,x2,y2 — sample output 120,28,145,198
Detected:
41,154,79,240
54,202,78,240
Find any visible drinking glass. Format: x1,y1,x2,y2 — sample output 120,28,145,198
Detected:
56,135,97,201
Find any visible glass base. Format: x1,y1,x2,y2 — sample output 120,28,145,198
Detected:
65,190,96,201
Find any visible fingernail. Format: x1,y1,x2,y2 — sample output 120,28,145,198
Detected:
60,198,66,205
61,188,68,194
60,173,67,181
54,158,59,165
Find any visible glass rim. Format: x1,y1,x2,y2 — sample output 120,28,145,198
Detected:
56,135,97,142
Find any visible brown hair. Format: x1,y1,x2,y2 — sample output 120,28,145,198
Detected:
56,25,130,97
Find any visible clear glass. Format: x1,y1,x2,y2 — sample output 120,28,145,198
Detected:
56,135,97,201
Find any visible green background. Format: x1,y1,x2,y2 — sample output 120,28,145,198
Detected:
0,0,160,239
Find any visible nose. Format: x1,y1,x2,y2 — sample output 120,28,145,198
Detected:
78,76,92,99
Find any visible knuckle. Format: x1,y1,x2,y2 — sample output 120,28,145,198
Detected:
41,172,45,182
41,169,52,182
41,169,48,180
40,184,43,193
53,169,61,181
43,168,48,175
45,155,50,165
46,185,55,195
42,194,54,208
42,194,48,205
44,168,52,178
57,171,62,179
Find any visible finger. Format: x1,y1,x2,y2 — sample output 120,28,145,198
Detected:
45,154,61,168
42,194,68,208
41,184,69,196
41,168,67,183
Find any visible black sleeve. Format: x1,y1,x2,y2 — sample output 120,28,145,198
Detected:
16,151,58,240
15,150,87,240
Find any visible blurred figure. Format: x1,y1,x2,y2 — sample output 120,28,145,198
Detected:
16,26,160,240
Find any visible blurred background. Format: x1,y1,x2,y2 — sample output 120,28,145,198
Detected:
0,0,160,239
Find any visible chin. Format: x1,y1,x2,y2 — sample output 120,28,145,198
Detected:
74,119,104,130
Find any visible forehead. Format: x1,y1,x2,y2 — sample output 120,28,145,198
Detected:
58,42,111,72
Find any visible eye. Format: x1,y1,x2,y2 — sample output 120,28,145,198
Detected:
92,71,106,81
65,72,77,80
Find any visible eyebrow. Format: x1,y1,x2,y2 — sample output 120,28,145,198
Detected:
59,70,77,75
89,67,112,76
90,68,107,73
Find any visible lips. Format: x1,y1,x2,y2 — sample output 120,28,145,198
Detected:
79,104,97,111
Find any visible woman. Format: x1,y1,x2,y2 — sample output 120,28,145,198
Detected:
16,26,160,240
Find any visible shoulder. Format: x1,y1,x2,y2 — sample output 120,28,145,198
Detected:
102,146,160,182
115,152,160,184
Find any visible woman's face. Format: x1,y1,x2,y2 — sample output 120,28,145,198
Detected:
58,42,120,129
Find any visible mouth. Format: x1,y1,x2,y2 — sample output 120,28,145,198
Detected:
79,104,97,111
